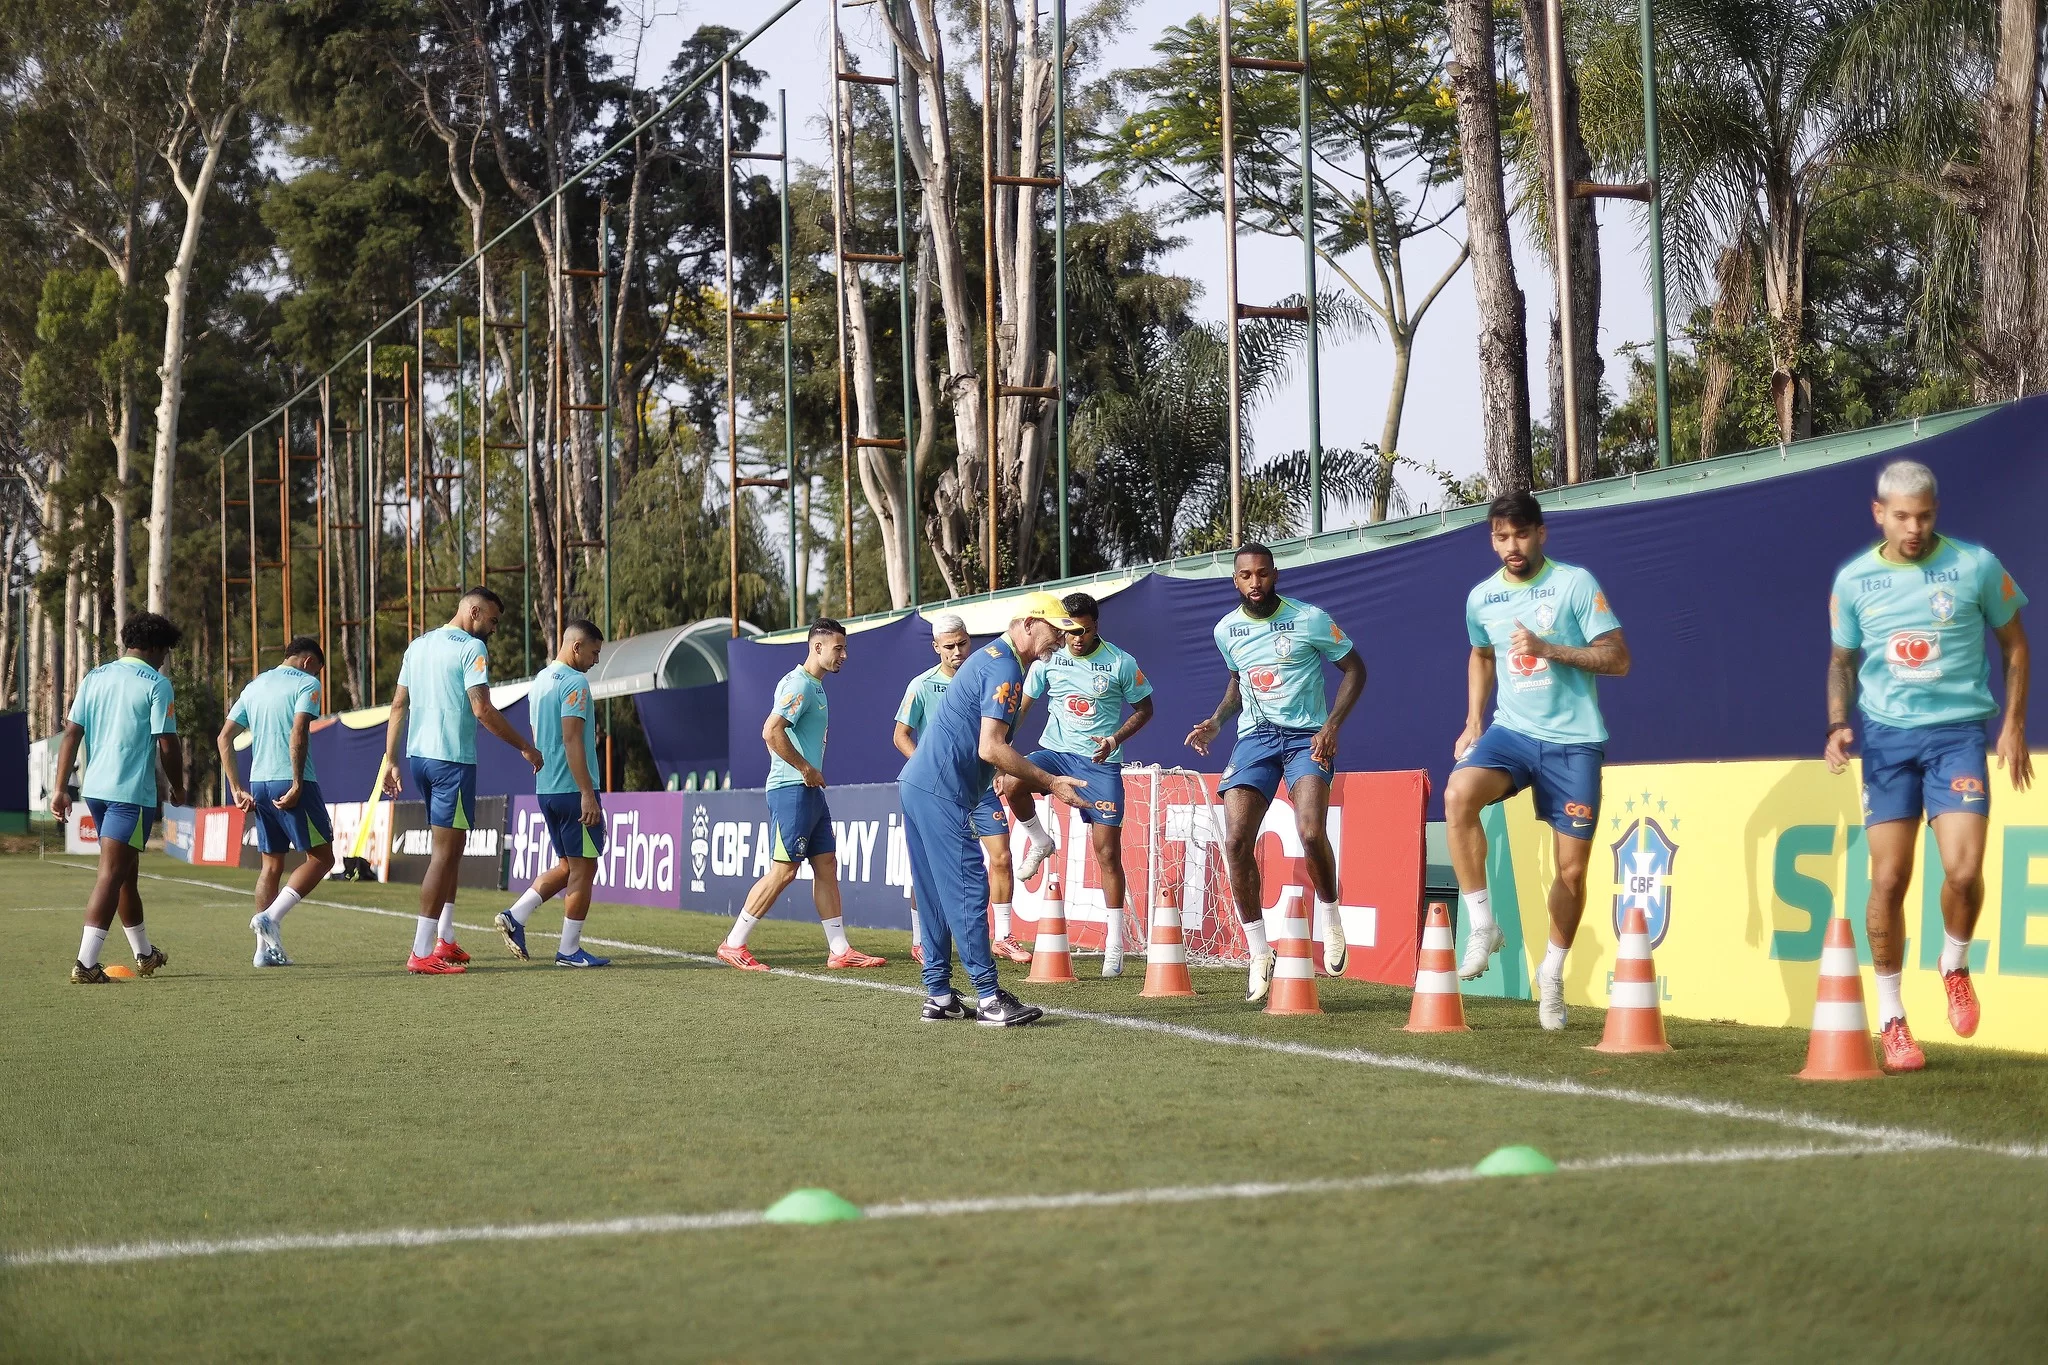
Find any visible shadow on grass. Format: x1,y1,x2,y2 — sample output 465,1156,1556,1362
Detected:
960,1336,1515,1364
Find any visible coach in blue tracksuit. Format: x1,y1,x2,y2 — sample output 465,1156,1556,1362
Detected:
899,592,1090,1027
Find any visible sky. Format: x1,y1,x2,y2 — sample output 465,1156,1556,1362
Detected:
618,0,1667,530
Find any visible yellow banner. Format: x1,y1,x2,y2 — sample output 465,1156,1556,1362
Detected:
1476,755,2048,1055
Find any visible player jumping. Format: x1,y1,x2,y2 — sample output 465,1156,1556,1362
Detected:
1826,459,2030,1071
218,636,334,966
496,620,612,968
892,612,1024,966
720,618,888,971
380,587,541,975
1448,491,1629,1031
1004,592,1154,976
49,612,183,983
1185,545,1366,1003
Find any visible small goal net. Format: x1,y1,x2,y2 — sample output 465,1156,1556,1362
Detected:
1118,765,1249,966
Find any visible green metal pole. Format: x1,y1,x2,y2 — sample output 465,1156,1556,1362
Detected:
455,308,468,578
1298,0,1322,532
888,17,920,606
599,204,614,788
520,268,533,676
1639,0,1672,468
780,91,800,631
1054,0,1071,576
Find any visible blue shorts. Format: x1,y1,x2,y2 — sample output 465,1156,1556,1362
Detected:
1029,750,1125,826
251,780,334,855
409,758,479,830
538,791,608,859
765,784,835,861
1219,726,1330,801
971,787,1009,839
1454,724,1603,838
85,799,157,850
1861,720,1989,827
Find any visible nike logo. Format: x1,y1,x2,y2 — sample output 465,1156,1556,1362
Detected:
1571,819,1592,829
1962,795,1985,804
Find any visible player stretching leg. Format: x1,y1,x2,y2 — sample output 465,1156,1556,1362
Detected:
1826,460,2029,1071
218,637,335,966
497,621,611,967
1447,492,1629,1031
893,613,1023,966
721,620,888,971
1003,592,1154,977
49,612,184,983
381,587,541,975
1185,546,1366,1003
900,593,1087,1025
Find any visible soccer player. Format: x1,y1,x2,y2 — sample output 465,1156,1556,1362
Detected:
495,620,612,968
901,592,1088,1025
49,612,183,983
719,619,889,971
1826,459,2030,1071
1447,491,1629,1032
1186,546,1366,1003
380,587,541,975
1005,592,1155,976
218,636,335,967
892,612,1025,966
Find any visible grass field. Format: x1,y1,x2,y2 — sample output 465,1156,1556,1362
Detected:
3,851,2047,1363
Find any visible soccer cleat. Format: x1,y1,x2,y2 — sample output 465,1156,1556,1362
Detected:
1537,970,1567,1031
827,947,888,969
1245,950,1276,1004
1018,835,1056,882
255,945,289,968
433,938,470,965
1322,910,1346,977
1459,923,1505,981
135,947,168,977
1880,1017,1926,1072
910,942,925,964
495,911,530,961
555,948,611,968
71,960,110,984
976,988,1045,1027
920,994,975,1022
716,943,769,972
992,936,1034,964
1102,944,1124,978
250,913,287,968
407,953,465,975
1943,967,1980,1038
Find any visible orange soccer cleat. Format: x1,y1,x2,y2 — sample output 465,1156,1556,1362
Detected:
910,943,925,964
828,948,888,969
716,943,769,972
433,939,471,965
1879,1017,1926,1072
1943,968,1980,1038
407,953,466,975
992,936,1034,964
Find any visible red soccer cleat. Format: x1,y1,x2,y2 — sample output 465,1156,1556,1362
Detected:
717,943,769,972
828,948,888,969
992,936,1033,964
1943,967,1980,1038
911,943,925,964
433,939,470,965
1879,1017,1926,1072
408,953,466,975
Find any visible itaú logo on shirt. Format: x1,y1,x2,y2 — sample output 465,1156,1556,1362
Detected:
1886,631,1943,675
1063,694,1096,717
1246,666,1281,692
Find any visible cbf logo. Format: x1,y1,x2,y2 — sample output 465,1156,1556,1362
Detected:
690,804,709,893
1929,588,1956,622
1611,814,1677,947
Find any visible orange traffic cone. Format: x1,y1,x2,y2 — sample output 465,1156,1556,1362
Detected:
1594,905,1671,1053
1026,873,1076,983
1796,916,1884,1081
1264,888,1321,1015
1404,902,1469,1033
1140,889,1197,998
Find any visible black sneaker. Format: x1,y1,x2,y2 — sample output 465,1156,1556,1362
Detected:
976,989,1044,1028
135,947,169,977
920,994,975,1022
70,960,109,984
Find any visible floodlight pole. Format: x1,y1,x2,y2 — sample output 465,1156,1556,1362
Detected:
1053,0,1071,577
780,92,800,630
520,269,534,675
1219,0,1244,548
828,5,857,615
981,0,997,593
889,7,921,604
1296,0,1322,533
1546,0,1581,485
1638,0,1672,468
725,61,742,639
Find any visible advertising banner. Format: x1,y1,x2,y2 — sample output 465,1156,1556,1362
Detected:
1471,754,2048,1056
162,805,245,866
383,798,507,889
64,810,99,854
506,793,692,910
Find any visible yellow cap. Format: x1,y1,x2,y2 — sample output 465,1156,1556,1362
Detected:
1018,590,1080,632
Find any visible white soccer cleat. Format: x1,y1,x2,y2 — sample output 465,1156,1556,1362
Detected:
250,913,287,968
1102,943,1124,978
1017,834,1056,882
1538,969,1567,1031
1246,950,1276,1004
1460,923,1505,981
1322,910,1346,977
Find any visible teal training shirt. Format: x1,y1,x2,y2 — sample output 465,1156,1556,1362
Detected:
1464,559,1622,745
529,660,599,795
1830,535,2027,729
766,666,829,789
230,665,322,784
896,665,952,736
1211,597,1355,734
397,627,490,764
1024,638,1154,761
69,656,177,806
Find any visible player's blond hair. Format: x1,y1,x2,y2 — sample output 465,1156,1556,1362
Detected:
1877,459,1937,502
929,612,968,639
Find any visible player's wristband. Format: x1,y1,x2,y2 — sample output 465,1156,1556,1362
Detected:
1825,721,1853,738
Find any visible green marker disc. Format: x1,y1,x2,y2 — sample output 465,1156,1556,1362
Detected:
1473,1145,1558,1177
763,1188,865,1224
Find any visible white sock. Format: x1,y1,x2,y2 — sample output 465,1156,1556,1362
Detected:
506,888,546,926
725,911,759,949
1940,932,1971,974
412,916,438,958
79,926,107,968
437,903,457,944
978,992,999,1008
821,916,851,955
993,903,1013,938
262,887,303,922
1541,941,1567,980
1314,898,1339,941
1875,970,1906,1026
123,922,152,957
910,904,921,942
1462,887,1495,933
929,991,954,1007
1018,814,1051,847
1105,912,1124,953
559,918,584,955
1243,917,1269,958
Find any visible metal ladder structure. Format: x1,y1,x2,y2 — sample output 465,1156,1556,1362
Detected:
474,262,538,677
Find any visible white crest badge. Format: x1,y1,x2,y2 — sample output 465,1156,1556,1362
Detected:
1089,673,1111,695
1274,634,1296,660
1534,603,1558,632
1929,588,1956,623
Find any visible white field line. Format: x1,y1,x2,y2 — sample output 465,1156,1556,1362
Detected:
0,1141,1927,1270
50,862,2048,1163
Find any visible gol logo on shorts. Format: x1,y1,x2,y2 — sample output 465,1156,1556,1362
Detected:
1951,776,1987,795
